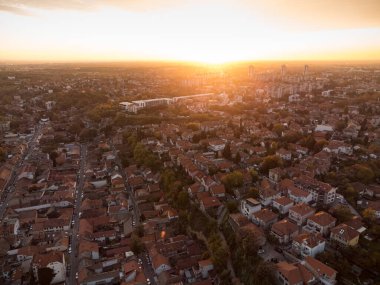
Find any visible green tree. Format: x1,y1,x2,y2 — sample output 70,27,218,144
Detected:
249,169,259,183
333,205,353,223
260,155,282,174
177,191,190,209
222,171,243,191
350,164,375,184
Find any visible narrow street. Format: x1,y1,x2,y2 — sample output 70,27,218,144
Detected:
189,228,236,280
68,144,87,285
0,123,42,219
110,143,141,226
111,143,157,284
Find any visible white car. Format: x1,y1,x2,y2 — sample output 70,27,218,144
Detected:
146,278,151,285
75,272,79,279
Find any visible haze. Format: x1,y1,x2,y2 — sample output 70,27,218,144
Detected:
0,0,380,63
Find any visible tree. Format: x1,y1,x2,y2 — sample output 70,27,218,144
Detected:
247,187,260,199
134,225,144,237
113,113,127,127
335,120,347,132
260,155,282,174
222,171,243,191
350,164,375,184
49,151,58,167
363,208,376,223
131,234,144,254
37,267,56,285
225,200,238,213
333,205,353,223
223,142,231,160
186,122,200,131
273,124,284,137
68,121,84,136
234,152,241,164
314,140,328,153
0,147,6,162
249,169,259,183
177,191,190,209
79,128,97,142
300,135,316,151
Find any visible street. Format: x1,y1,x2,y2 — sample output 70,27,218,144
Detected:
0,123,42,220
68,144,87,285
111,143,158,284
110,143,141,226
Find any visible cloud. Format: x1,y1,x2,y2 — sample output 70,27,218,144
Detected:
241,0,380,30
0,0,179,15
0,3,33,16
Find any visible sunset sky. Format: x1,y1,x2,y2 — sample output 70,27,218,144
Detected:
0,0,380,63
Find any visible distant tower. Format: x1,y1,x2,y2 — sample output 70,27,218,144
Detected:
281,64,287,79
304,64,309,77
248,65,255,79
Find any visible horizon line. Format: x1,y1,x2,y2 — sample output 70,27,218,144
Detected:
2,58,380,66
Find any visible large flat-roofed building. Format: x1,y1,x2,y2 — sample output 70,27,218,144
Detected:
120,98,172,113
120,93,217,113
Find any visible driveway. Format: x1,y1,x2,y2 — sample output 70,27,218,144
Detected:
258,243,285,262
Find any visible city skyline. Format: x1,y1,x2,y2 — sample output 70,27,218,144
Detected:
1,0,380,63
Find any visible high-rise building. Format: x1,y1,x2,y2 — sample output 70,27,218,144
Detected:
281,64,287,79
248,65,255,79
304,65,309,77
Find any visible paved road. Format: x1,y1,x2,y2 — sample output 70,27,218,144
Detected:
110,143,141,226
0,123,43,220
68,144,87,285
140,253,157,285
111,143,158,284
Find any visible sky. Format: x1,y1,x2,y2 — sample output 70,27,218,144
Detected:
0,0,380,63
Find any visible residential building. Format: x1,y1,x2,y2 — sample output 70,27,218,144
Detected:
240,198,261,219
303,211,336,236
330,223,360,247
304,256,337,285
294,175,336,205
271,219,299,244
292,232,325,258
272,196,294,215
288,203,315,226
276,261,315,285
287,185,313,204
252,209,278,229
